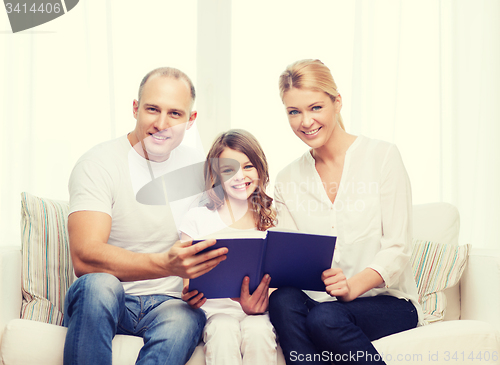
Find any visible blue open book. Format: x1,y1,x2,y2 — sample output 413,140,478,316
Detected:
189,230,336,299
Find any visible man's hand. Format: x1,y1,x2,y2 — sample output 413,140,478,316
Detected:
322,268,352,301
69,211,227,281
182,283,206,309
162,239,228,279
237,274,271,315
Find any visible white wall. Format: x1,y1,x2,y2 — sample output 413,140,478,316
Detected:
1,0,499,248
0,1,199,246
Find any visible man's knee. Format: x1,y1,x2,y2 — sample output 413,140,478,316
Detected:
69,273,123,300
64,273,124,321
154,299,206,340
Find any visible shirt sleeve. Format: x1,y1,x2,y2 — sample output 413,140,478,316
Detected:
68,159,115,216
178,208,200,239
274,179,299,231
368,144,413,288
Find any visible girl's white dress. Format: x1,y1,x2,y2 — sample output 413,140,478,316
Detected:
179,206,277,365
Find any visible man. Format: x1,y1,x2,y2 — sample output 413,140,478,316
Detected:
63,67,228,365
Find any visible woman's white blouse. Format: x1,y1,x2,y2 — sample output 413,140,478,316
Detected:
274,135,423,324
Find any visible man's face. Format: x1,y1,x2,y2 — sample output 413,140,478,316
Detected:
129,75,197,162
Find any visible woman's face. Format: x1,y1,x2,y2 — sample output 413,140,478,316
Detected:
282,87,341,149
218,148,259,202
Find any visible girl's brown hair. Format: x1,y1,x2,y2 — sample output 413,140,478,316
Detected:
205,129,275,231
279,59,345,130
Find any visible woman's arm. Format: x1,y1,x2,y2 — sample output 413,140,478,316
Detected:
322,267,384,302
368,144,413,288
322,144,412,300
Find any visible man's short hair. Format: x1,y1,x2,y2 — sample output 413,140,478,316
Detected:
138,67,196,105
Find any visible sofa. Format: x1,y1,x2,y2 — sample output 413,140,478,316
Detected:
1,194,500,365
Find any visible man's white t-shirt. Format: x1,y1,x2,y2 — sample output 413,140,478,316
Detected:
69,135,204,297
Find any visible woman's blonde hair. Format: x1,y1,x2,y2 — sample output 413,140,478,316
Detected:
279,59,345,130
204,129,276,231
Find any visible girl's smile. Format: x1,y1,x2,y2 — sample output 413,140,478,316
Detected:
219,148,259,201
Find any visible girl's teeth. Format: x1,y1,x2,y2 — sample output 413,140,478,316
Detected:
232,182,252,189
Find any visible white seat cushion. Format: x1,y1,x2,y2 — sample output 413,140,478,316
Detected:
3,318,498,365
0,319,209,365
373,320,500,365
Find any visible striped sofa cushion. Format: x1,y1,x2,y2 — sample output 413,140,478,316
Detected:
411,239,470,323
20,192,76,325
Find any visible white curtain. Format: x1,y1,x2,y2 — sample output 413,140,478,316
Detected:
446,0,500,248
230,0,500,248
0,0,199,246
1,0,499,248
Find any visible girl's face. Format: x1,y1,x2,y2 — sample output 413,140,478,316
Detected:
282,87,342,149
218,148,259,202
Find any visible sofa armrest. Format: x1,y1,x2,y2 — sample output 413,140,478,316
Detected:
0,247,22,344
461,248,500,330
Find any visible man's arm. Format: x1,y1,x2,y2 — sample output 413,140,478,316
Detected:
68,211,227,281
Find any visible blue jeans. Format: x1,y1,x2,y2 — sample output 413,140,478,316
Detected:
63,273,206,365
269,287,418,365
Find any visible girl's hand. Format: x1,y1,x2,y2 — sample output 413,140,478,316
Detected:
238,275,271,315
322,268,354,302
182,284,207,309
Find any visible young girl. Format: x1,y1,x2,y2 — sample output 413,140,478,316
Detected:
179,129,277,365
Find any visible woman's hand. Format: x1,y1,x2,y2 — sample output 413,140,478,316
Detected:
322,267,385,302
237,274,271,315
182,283,207,309
322,268,354,302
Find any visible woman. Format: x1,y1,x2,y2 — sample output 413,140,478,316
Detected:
268,59,424,365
